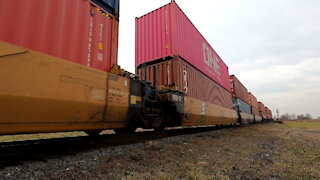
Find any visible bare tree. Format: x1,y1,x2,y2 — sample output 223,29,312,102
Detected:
280,113,296,120
280,113,289,120
289,114,296,120
280,113,313,120
305,113,312,120
297,113,312,120
297,114,304,120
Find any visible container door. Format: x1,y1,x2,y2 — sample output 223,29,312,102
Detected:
87,5,117,72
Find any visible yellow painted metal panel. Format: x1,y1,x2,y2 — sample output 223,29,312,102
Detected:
104,74,130,124
182,96,238,126
0,41,129,135
0,42,27,57
183,97,204,124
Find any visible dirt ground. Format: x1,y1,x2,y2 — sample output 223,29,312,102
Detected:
1,121,320,179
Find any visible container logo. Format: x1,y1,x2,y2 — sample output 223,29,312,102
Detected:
203,43,221,78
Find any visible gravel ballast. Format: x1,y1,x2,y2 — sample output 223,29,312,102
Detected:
1,122,319,179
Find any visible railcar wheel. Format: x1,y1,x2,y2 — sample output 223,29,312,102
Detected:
85,130,102,136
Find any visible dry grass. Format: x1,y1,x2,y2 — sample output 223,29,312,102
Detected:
284,120,320,130
100,122,320,179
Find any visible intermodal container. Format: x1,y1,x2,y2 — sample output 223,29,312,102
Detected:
265,107,272,119
258,102,266,118
230,75,249,104
250,106,259,116
0,0,119,72
265,107,268,119
248,92,259,115
91,0,119,18
135,1,231,91
232,98,251,114
137,57,233,109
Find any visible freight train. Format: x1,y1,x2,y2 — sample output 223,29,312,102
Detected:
0,0,273,136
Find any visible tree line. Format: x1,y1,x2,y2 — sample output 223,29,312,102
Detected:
280,113,317,120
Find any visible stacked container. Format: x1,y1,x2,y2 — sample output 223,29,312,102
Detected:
137,57,232,109
258,102,266,118
269,109,273,119
0,0,119,72
229,75,251,113
265,107,271,119
232,98,251,114
135,1,232,109
265,107,273,120
229,75,249,103
91,0,119,17
248,92,259,116
265,107,268,119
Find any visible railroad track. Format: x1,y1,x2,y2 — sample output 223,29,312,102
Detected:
0,125,240,169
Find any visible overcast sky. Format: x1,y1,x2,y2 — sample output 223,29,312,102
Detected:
118,0,320,118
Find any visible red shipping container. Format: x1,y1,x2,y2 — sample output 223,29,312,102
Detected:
258,102,266,118
136,1,231,91
265,107,268,119
250,106,259,116
265,107,272,119
268,109,271,119
0,0,119,72
229,75,249,104
248,92,259,115
266,107,269,119
137,57,233,109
